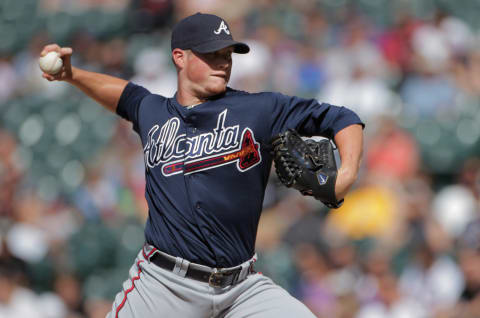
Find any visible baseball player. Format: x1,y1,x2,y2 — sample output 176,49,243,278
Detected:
40,13,364,318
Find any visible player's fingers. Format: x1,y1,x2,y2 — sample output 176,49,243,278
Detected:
301,190,313,196
40,44,61,56
42,73,55,81
59,47,72,57
60,47,72,69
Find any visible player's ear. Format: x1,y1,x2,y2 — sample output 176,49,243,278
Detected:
172,48,187,69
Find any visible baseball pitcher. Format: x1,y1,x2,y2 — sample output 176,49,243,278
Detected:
40,13,364,318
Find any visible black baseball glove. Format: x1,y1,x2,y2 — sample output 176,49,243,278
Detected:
271,129,344,209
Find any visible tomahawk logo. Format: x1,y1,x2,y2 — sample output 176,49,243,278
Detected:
214,20,230,35
143,110,261,176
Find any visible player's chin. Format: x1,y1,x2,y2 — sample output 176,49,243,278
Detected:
206,81,228,95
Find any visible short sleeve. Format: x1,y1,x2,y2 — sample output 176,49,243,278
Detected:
269,92,364,139
116,82,151,132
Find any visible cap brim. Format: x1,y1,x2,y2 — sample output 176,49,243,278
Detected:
192,40,250,54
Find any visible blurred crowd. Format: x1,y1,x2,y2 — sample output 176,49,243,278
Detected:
2,0,480,317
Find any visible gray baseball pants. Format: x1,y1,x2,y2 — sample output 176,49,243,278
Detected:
106,244,316,318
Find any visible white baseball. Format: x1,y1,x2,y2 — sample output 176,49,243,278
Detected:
38,51,63,75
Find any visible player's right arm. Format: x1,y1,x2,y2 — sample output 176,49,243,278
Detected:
40,44,128,113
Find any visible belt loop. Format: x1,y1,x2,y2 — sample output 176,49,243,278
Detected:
238,263,248,281
173,257,189,278
239,253,257,281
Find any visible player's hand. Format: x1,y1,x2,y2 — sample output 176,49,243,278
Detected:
40,44,73,82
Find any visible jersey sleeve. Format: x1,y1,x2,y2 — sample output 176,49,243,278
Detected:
269,92,364,139
116,82,151,132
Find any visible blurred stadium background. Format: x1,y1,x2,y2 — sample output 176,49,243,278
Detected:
2,0,480,317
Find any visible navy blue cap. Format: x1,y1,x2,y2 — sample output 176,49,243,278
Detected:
171,13,250,54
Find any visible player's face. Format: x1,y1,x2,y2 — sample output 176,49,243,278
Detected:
185,47,233,97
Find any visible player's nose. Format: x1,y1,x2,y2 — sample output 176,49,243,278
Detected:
215,54,231,69
217,59,231,70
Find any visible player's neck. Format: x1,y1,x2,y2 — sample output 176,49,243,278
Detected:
176,89,207,107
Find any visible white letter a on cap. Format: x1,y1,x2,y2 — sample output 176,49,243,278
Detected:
214,21,230,35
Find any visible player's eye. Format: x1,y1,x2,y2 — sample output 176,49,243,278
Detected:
217,52,232,61
202,51,231,63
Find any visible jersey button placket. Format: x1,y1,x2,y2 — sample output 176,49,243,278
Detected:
189,114,197,134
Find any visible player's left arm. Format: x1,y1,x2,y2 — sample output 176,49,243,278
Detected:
333,124,363,200
267,93,364,200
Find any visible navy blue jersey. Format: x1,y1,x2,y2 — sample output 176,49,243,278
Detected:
117,82,363,268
